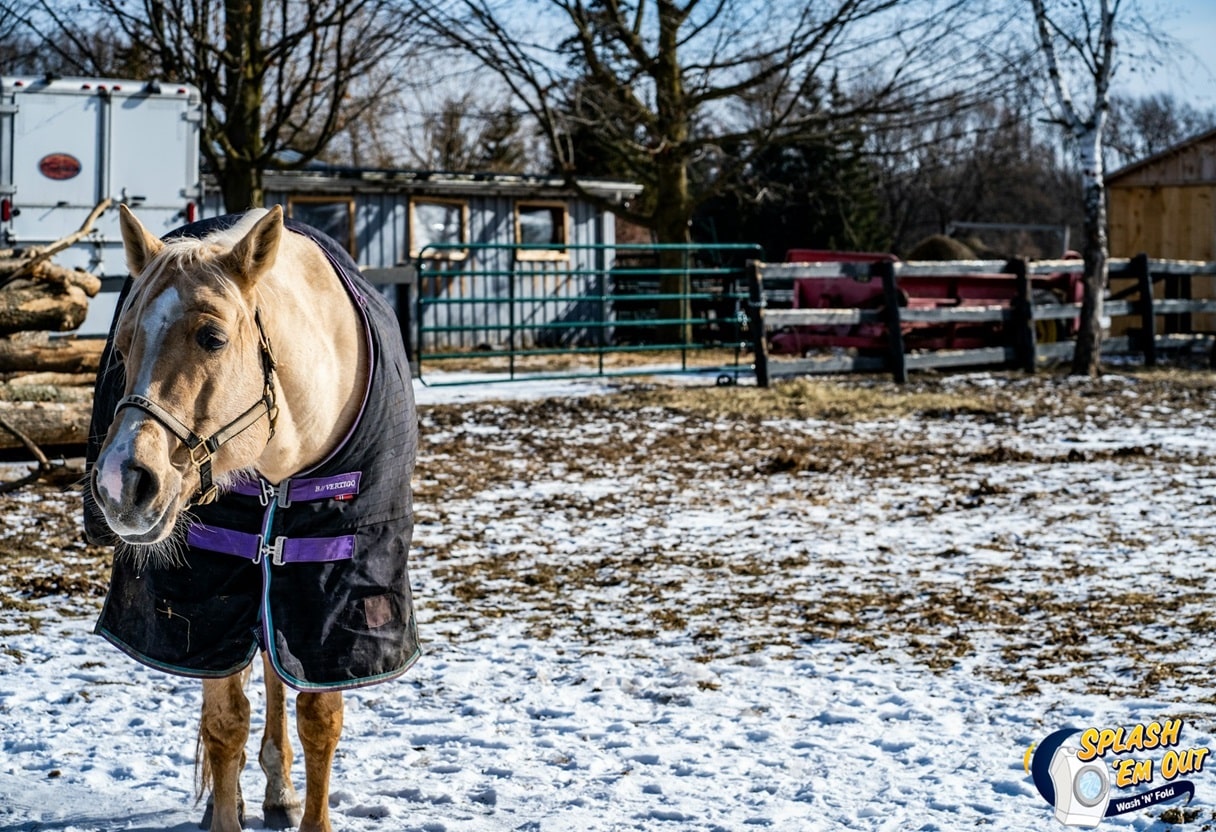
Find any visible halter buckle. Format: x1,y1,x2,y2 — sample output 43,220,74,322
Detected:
196,484,219,505
188,440,212,469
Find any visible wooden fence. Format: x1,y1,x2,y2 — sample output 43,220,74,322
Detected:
746,255,1216,386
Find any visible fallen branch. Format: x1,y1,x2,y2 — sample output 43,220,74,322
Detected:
3,197,112,287
3,372,97,388
0,411,55,494
0,261,102,297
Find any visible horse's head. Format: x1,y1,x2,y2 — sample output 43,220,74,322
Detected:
91,206,284,548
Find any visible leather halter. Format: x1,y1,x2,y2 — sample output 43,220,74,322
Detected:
113,309,279,506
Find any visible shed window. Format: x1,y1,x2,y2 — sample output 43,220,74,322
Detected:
411,198,469,258
516,201,569,260
286,197,355,256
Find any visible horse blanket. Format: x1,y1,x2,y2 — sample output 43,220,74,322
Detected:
85,215,420,691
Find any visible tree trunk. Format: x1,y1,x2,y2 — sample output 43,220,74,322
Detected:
0,334,105,374
1070,127,1109,376
654,187,692,345
217,158,266,213
651,3,692,345
218,0,267,212
0,400,92,450
0,285,90,335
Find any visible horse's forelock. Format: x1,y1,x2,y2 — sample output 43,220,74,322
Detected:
120,235,253,334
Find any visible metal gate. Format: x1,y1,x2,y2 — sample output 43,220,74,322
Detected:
412,242,761,386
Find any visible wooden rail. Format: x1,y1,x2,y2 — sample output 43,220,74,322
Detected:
745,255,1216,386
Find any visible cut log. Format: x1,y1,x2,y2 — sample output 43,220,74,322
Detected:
0,399,91,450
0,334,104,374
0,261,103,297
0,284,90,335
2,372,97,388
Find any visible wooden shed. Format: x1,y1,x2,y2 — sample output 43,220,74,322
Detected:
1107,127,1216,333
248,167,641,269
204,167,643,351
1107,126,1216,261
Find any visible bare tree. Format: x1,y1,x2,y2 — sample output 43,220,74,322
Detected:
400,92,531,173
18,0,416,210
1028,0,1144,375
1106,92,1216,169
423,0,1010,240
416,0,1012,336
869,98,1082,257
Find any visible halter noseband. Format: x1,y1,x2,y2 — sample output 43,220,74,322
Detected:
113,309,280,506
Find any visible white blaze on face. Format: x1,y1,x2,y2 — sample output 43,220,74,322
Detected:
133,286,183,394
95,286,183,507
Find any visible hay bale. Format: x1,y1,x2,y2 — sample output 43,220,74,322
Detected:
906,234,976,261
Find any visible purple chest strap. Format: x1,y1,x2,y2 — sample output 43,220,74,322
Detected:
229,471,362,507
186,471,361,564
188,524,355,566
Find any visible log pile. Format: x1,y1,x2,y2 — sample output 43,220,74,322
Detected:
0,201,111,487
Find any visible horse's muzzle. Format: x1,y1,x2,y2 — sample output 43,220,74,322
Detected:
91,448,182,544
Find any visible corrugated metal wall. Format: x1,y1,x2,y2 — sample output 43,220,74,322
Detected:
411,195,616,350
206,187,621,349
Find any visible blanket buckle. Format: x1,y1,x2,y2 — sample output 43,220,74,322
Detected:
254,535,286,566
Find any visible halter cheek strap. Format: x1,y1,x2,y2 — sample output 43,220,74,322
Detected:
113,310,279,506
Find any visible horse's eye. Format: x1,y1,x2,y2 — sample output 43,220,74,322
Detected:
196,327,228,352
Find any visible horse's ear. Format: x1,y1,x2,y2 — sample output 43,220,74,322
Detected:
119,204,165,276
227,206,284,293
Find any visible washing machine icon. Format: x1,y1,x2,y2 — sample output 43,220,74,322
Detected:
1049,744,1111,827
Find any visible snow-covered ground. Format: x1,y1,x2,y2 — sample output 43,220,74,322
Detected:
3,371,1216,831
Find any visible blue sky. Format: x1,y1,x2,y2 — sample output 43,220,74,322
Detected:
1120,0,1216,108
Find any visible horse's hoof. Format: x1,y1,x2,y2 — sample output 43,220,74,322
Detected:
263,804,304,829
199,795,246,829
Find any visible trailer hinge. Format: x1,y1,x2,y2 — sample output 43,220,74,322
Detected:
0,103,18,115
182,109,203,124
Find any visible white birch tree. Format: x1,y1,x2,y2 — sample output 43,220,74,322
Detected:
1028,0,1117,375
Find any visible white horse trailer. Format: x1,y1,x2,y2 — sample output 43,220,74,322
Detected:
0,76,203,333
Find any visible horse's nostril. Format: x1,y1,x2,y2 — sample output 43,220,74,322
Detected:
128,462,158,507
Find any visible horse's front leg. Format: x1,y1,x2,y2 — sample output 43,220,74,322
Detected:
297,691,344,832
259,653,303,828
200,673,251,832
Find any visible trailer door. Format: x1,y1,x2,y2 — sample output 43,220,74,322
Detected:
109,90,199,235
10,87,102,244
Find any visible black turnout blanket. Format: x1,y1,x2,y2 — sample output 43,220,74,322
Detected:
85,214,420,691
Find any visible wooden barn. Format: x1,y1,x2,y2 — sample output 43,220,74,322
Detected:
1107,126,1216,261
1107,127,1216,333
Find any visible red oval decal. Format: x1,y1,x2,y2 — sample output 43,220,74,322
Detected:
38,153,82,181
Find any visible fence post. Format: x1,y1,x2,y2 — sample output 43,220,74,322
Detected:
1009,258,1035,373
1133,253,1156,367
746,260,771,388
876,259,907,384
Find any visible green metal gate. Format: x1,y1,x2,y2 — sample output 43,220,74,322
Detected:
412,242,762,386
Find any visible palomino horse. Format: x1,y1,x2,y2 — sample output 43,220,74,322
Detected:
85,206,420,832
